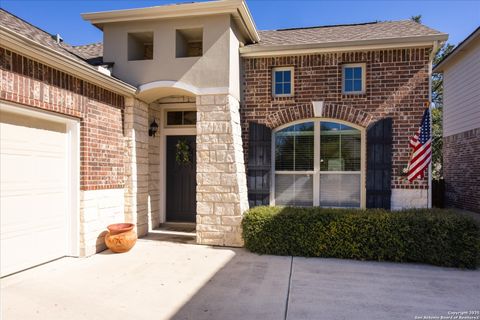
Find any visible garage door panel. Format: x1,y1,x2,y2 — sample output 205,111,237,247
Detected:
1,109,70,277
1,228,66,276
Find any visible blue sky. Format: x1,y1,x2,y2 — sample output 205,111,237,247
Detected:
1,0,479,46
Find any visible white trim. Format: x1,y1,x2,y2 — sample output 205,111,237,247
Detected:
272,66,294,97
342,63,366,95
275,171,315,175
240,37,447,57
312,101,324,117
271,118,366,209
313,121,320,206
66,119,80,257
0,27,136,97
0,101,80,257
157,103,197,224
82,0,260,43
138,81,199,96
137,80,233,102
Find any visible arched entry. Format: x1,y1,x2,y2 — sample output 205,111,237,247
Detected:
137,80,198,103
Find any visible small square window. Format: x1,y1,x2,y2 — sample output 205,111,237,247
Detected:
183,111,197,125
166,110,196,126
176,28,203,58
167,111,183,126
128,32,154,61
342,64,365,94
272,67,294,97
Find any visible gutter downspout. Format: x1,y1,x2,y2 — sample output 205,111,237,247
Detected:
428,40,440,208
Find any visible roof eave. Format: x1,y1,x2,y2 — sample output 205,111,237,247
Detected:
0,26,136,97
240,34,448,57
81,0,260,43
433,27,480,73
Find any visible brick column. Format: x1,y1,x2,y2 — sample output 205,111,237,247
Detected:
196,94,249,246
124,98,149,236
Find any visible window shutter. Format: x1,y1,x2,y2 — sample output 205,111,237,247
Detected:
366,118,392,209
247,122,272,207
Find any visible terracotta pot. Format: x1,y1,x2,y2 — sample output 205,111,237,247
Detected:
104,223,137,253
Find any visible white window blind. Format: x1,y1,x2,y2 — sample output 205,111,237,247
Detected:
319,173,361,208
275,122,314,171
275,174,313,207
273,120,362,208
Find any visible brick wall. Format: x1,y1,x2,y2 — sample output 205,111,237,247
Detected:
443,128,480,213
0,47,126,190
241,47,431,189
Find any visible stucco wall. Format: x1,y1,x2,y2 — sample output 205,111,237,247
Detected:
103,14,233,91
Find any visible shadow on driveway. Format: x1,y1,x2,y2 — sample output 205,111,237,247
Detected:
2,239,479,320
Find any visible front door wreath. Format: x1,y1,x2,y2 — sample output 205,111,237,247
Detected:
175,138,191,165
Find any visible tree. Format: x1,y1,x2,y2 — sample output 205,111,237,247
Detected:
431,43,455,180
411,15,422,23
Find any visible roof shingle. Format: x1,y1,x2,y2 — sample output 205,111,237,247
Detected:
0,9,102,67
72,42,104,65
247,20,446,48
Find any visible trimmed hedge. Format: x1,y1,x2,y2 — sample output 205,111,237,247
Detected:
242,206,480,269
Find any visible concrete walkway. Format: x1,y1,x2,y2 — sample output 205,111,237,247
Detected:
1,238,479,320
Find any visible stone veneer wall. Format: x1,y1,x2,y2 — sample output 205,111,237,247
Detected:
196,94,249,246
80,188,125,256
124,98,150,237
391,189,428,210
148,105,162,229
443,128,480,213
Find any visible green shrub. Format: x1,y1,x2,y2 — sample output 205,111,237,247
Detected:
242,206,480,269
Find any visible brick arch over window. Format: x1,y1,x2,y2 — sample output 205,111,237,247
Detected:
265,103,375,129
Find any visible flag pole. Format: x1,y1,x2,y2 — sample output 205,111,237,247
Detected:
427,101,432,209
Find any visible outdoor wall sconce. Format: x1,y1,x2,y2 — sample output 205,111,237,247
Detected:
149,119,159,137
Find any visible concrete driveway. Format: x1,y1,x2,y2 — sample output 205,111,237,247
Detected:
1,237,479,320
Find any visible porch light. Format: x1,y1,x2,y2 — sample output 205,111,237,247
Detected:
149,119,159,137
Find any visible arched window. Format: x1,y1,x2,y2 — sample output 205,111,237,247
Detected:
273,120,364,208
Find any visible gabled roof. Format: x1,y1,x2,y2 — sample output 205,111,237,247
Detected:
434,26,480,72
0,9,88,65
0,9,135,95
241,20,448,56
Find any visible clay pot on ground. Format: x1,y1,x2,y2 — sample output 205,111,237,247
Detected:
104,223,137,253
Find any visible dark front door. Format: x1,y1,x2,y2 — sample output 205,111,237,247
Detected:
166,135,196,222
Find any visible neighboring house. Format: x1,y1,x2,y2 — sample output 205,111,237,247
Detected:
0,0,447,276
434,27,480,213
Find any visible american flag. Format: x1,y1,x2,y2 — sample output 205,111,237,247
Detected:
407,107,432,182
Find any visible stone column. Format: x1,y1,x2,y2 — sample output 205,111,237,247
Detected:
196,94,249,247
124,98,149,236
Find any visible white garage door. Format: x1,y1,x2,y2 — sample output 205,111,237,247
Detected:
1,109,70,277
